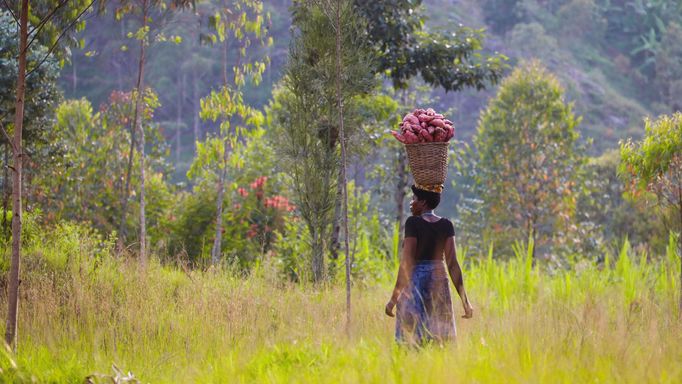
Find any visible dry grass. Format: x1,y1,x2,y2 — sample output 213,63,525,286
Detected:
0,227,680,383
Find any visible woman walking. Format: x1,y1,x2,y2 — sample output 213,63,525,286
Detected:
385,185,473,346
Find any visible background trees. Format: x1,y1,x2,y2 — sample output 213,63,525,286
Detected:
620,112,682,312
474,61,583,258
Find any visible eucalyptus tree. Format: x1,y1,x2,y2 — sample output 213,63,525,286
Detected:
1,0,97,351
191,0,270,266
110,0,193,265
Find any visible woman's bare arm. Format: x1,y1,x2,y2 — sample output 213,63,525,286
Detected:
385,237,416,316
444,236,473,318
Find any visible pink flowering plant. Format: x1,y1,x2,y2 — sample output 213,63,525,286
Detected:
226,176,296,260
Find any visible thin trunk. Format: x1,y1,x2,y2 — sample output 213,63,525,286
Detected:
72,56,77,94
176,73,184,165
193,70,200,152
5,0,28,351
329,168,343,261
136,1,149,267
211,149,228,265
211,37,233,266
395,90,409,254
3,143,9,239
117,115,136,250
395,149,408,253
311,224,325,282
335,0,352,333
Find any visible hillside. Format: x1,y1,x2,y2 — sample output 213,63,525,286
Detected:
58,0,679,177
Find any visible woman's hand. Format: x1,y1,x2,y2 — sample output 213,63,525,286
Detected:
462,301,473,319
385,299,396,317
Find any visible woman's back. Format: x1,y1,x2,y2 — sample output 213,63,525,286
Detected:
404,216,455,262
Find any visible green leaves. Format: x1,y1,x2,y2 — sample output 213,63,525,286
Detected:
474,60,584,255
619,112,682,191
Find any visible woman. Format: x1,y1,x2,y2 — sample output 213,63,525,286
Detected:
385,185,473,346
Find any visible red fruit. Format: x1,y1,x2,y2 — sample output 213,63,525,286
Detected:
418,114,434,123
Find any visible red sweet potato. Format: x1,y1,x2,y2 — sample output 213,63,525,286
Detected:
404,130,420,144
419,129,434,142
391,131,407,143
430,118,446,128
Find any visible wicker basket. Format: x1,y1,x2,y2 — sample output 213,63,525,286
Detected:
405,142,449,185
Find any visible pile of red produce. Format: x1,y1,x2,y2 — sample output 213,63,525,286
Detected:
391,108,455,144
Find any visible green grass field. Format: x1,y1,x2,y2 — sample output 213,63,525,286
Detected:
0,228,680,383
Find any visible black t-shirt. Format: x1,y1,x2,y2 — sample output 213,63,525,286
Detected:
404,216,455,261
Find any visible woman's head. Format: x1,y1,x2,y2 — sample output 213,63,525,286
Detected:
410,185,441,215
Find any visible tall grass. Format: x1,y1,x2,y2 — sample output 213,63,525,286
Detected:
0,223,680,383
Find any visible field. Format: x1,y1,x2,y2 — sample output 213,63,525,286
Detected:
0,225,680,383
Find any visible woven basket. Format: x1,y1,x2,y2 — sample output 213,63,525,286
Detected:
405,142,449,185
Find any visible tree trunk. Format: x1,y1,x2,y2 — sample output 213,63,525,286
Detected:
193,70,200,152
329,168,343,262
5,0,28,351
117,112,136,251
311,224,325,283
3,143,10,240
211,148,229,265
335,0,352,333
175,72,184,165
134,1,149,266
395,148,408,254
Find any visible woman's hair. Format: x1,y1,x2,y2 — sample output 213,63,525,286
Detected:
411,185,441,209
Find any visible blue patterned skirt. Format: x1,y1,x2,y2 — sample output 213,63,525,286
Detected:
395,260,456,346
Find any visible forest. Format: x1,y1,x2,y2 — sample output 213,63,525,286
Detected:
0,0,681,382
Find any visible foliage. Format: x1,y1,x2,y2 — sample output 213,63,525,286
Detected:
355,0,508,91
474,60,584,258
654,22,682,111
36,93,172,246
172,126,292,267
620,112,682,246
0,11,62,175
577,150,668,254
274,0,376,282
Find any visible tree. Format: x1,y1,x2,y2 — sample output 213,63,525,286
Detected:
354,0,507,91
189,0,271,266
0,10,61,234
274,0,375,282
111,0,193,265
620,112,682,315
654,22,682,111
474,60,583,258
1,0,96,351
352,0,507,246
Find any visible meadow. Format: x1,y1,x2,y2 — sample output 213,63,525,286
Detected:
0,223,680,383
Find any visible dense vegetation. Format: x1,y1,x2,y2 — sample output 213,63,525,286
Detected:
0,0,680,382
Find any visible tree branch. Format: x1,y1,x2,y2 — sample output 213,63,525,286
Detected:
24,0,97,78
1,0,19,24
0,121,17,155
24,0,71,53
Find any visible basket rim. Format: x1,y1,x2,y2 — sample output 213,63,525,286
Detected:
404,141,449,147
